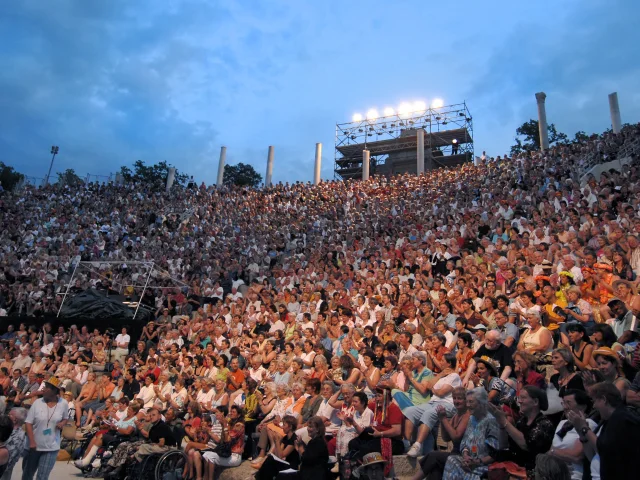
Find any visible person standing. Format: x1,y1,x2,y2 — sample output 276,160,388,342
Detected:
22,376,69,480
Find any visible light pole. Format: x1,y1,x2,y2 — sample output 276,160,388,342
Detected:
45,145,59,186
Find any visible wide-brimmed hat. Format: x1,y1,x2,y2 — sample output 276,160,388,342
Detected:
44,376,61,391
613,279,637,294
592,346,620,363
474,356,500,376
360,452,386,467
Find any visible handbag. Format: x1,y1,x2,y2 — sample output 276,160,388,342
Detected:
212,428,233,458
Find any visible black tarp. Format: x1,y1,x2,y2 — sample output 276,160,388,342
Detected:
59,289,153,323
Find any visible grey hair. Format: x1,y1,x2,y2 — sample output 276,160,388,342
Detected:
264,382,278,396
322,381,337,393
341,383,356,393
10,407,27,426
276,383,291,395
291,382,304,392
467,387,489,414
486,329,502,341
432,332,446,344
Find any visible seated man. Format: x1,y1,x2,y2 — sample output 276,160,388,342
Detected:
134,407,178,461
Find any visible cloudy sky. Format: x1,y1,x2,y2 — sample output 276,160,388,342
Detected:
1,0,638,185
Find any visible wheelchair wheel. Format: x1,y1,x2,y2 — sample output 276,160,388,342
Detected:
155,450,187,480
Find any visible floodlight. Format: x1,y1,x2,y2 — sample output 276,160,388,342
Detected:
431,98,444,109
366,109,379,121
383,107,395,116
413,101,427,113
398,102,412,117
352,113,363,122
452,139,458,144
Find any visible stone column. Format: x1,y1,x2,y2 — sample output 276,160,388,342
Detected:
265,146,275,187
313,143,322,185
416,129,425,175
608,92,622,134
115,173,123,185
535,92,549,150
217,146,226,186
362,150,370,181
166,167,176,192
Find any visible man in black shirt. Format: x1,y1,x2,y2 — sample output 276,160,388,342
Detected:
121,369,140,400
134,408,177,461
473,330,514,380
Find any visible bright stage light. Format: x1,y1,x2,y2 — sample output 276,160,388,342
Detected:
431,98,444,109
398,102,412,117
366,109,379,121
352,113,363,122
452,138,458,144
383,107,395,116
413,101,427,113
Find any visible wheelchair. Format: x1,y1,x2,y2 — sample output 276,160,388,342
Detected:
123,449,188,480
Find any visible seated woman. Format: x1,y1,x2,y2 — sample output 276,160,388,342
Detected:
202,408,245,480
517,312,553,356
548,389,597,480
347,387,405,465
562,323,594,371
584,347,630,401
334,391,373,458
255,415,299,478
513,351,546,395
489,386,555,478
286,416,329,480
405,353,461,458
252,383,294,466
411,387,470,480
74,402,140,468
442,388,500,480
468,357,516,406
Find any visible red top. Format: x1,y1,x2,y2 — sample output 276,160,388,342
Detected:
368,400,402,432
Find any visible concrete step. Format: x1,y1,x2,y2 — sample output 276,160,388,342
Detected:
216,455,420,480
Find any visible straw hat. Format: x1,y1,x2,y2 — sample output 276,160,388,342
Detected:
44,376,61,391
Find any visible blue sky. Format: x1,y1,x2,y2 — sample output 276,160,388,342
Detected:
1,0,638,185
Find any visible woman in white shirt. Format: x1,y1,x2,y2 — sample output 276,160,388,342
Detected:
548,389,598,480
405,353,462,457
335,391,374,456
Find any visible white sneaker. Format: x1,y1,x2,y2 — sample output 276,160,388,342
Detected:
406,442,422,458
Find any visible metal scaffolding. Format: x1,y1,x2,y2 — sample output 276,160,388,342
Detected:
334,102,473,179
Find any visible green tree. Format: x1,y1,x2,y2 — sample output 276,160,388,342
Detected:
573,131,590,143
0,162,25,191
57,168,84,186
510,119,569,155
118,160,190,189
223,163,262,187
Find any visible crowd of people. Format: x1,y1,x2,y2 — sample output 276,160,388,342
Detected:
0,123,639,480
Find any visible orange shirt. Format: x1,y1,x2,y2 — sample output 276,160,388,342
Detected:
227,369,245,392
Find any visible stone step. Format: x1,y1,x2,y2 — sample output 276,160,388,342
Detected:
216,455,420,480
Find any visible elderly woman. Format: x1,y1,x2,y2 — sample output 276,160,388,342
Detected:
489,386,555,477
252,383,294,466
405,353,461,458
392,351,433,412
517,311,553,355
1,407,26,480
442,388,499,480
